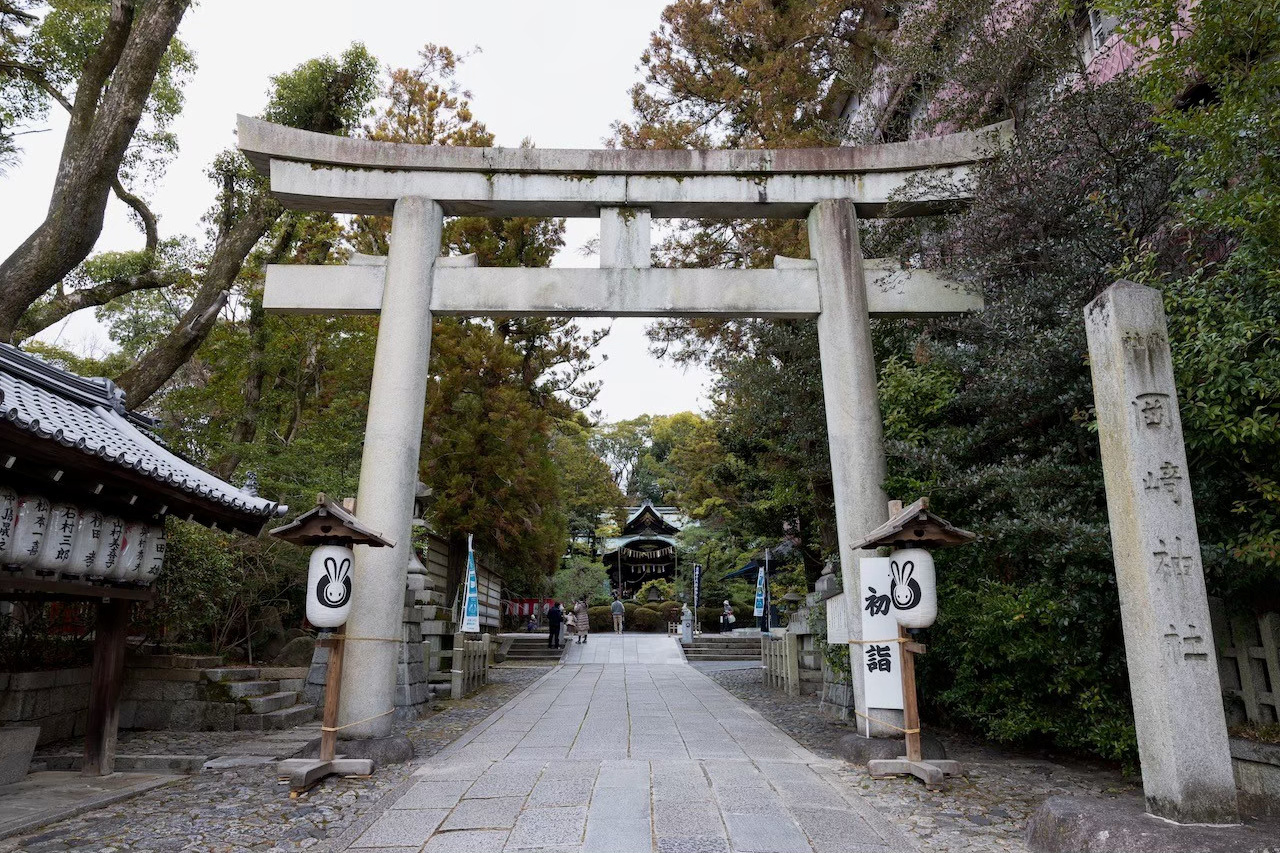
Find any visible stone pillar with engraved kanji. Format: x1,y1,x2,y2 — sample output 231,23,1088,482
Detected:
1085,280,1238,825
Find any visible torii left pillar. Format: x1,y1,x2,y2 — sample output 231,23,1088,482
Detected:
338,197,443,739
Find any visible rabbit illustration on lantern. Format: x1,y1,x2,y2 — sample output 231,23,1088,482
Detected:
889,558,922,611
318,554,351,608
306,544,354,627
889,547,937,629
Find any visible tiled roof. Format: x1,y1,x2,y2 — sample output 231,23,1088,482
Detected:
0,343,285,524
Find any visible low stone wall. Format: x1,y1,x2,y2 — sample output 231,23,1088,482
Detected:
0,668,92,745
1231,738,1280,817
118,666,238,732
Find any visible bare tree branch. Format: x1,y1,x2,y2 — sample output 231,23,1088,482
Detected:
15,267,179,338
111,176,159,252
114,197,281,405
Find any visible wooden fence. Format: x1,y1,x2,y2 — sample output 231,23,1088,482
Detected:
761,632,800,697
1211,599,1280,725
450,632,490,700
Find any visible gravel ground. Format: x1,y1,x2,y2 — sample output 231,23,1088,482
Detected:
700,663,1142,853
4,668,544,853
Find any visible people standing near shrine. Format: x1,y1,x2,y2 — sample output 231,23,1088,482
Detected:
573,597,589,643
720,600,735,633
611,597,625,634
547,601,563,649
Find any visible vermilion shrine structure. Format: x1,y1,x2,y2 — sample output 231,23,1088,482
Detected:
237,117,1239,826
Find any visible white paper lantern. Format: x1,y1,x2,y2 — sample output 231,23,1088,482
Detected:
95,516,126,579
118,522,150,582
37,503,80,576
307,544,354,628
12,495,50,575
73,510,107,578
0,486,19,566
139,525,166,584
889,547,937,629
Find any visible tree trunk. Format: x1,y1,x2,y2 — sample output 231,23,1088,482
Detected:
0,0,190,341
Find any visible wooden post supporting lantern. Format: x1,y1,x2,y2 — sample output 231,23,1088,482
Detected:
268,494,394,794
853,497,975,789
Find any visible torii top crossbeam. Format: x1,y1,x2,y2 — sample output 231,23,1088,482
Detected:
236,116,1010,218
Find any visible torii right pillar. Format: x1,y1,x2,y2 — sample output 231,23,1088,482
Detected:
1086,280,1237,824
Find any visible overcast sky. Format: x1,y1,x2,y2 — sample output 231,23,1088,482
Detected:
0,0,711,422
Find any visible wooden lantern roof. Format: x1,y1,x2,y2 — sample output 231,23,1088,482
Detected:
851,497,975,550
268,494,394,547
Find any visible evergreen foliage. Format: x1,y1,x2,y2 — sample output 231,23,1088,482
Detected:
616,0,1278,763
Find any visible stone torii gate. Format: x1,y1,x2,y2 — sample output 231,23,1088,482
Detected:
236,116,998,743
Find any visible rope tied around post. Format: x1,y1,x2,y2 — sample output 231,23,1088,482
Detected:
319,708,394,733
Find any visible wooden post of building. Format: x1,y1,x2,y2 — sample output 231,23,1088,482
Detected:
319,631,346,763
900,624,922,763
83,599,130,776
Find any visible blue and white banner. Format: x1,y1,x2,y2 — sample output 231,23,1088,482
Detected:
753,563,766,617
693,563,702,615
461,534,480,633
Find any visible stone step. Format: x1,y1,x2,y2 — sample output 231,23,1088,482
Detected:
201,667,261,683
234,703,316,731
258,666,309,681
39,753,208,774
683,655,760,661
127,653,224,670
226,679,281,699
240,691,298,715
276,678,305,693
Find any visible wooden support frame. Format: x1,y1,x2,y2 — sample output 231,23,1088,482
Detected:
867,625,965,789
278,630,372,795
82,599,130,776
0,575,155,602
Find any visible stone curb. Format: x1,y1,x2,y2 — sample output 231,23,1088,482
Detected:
0,775,180,841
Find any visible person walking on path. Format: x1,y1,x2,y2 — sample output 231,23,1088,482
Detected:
547,601,563,649
720,599,735,633
611,597,625,634
573,597,590,644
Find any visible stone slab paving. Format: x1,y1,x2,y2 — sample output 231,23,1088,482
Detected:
0,771,179,839
337,634,913,853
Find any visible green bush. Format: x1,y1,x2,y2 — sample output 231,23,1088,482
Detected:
630,606,664,632
696,605,753,633
653,601,683,623
587,606,612,633
920,575,1136,765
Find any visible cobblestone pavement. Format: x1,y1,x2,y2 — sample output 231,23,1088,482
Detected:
2,668,542,853
701,663,1143,853
334,635,914,853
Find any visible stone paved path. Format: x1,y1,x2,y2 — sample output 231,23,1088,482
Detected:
338,634,913,853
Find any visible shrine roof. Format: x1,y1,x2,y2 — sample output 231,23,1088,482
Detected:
621,501,682,537
600,533,679,557
0,344,286,534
